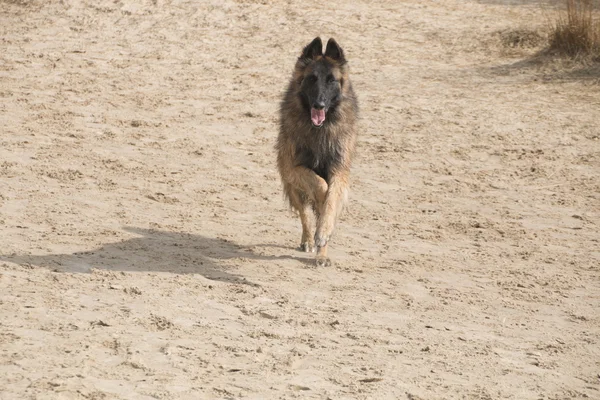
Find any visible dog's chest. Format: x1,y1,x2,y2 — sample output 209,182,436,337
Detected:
296,138,342,183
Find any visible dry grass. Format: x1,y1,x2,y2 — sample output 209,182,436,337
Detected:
549,0,600,59
499,29,545,49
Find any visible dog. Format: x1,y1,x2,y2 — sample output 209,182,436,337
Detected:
276,37,359,267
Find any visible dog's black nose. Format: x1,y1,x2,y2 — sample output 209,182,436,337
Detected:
313,101,326,110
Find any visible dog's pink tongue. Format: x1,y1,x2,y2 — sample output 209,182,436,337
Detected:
311,108,326,126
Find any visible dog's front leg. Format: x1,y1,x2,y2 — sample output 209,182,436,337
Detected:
314,171,349,266
286,166,328,206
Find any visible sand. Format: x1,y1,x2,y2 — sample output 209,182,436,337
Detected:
1,0,599,398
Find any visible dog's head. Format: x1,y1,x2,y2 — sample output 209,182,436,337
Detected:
294,37,348,128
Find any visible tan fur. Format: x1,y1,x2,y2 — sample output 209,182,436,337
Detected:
276,38,359,267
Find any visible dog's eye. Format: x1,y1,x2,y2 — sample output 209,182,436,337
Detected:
327,75,337,83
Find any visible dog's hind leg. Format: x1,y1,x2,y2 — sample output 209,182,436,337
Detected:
289,189,315,253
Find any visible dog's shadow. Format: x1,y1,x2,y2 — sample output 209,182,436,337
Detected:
1,227,312,286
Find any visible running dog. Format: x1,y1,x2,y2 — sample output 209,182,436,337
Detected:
276,37,359,266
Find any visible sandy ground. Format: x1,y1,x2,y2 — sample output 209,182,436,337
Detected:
1,0,599,398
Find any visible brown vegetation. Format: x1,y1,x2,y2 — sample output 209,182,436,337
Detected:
549,0,600,59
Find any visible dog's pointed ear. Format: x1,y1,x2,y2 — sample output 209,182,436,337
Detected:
300,37,323,62
325,38,345,63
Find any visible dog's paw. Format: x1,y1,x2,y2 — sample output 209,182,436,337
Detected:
316,256,332,267
315,217,334,248
314,227,333,248
298,242,315,253
314,233,328,249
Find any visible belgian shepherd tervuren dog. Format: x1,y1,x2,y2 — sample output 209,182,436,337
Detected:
276,37,359,267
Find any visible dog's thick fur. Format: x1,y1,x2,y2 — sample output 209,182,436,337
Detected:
276,37,359,266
